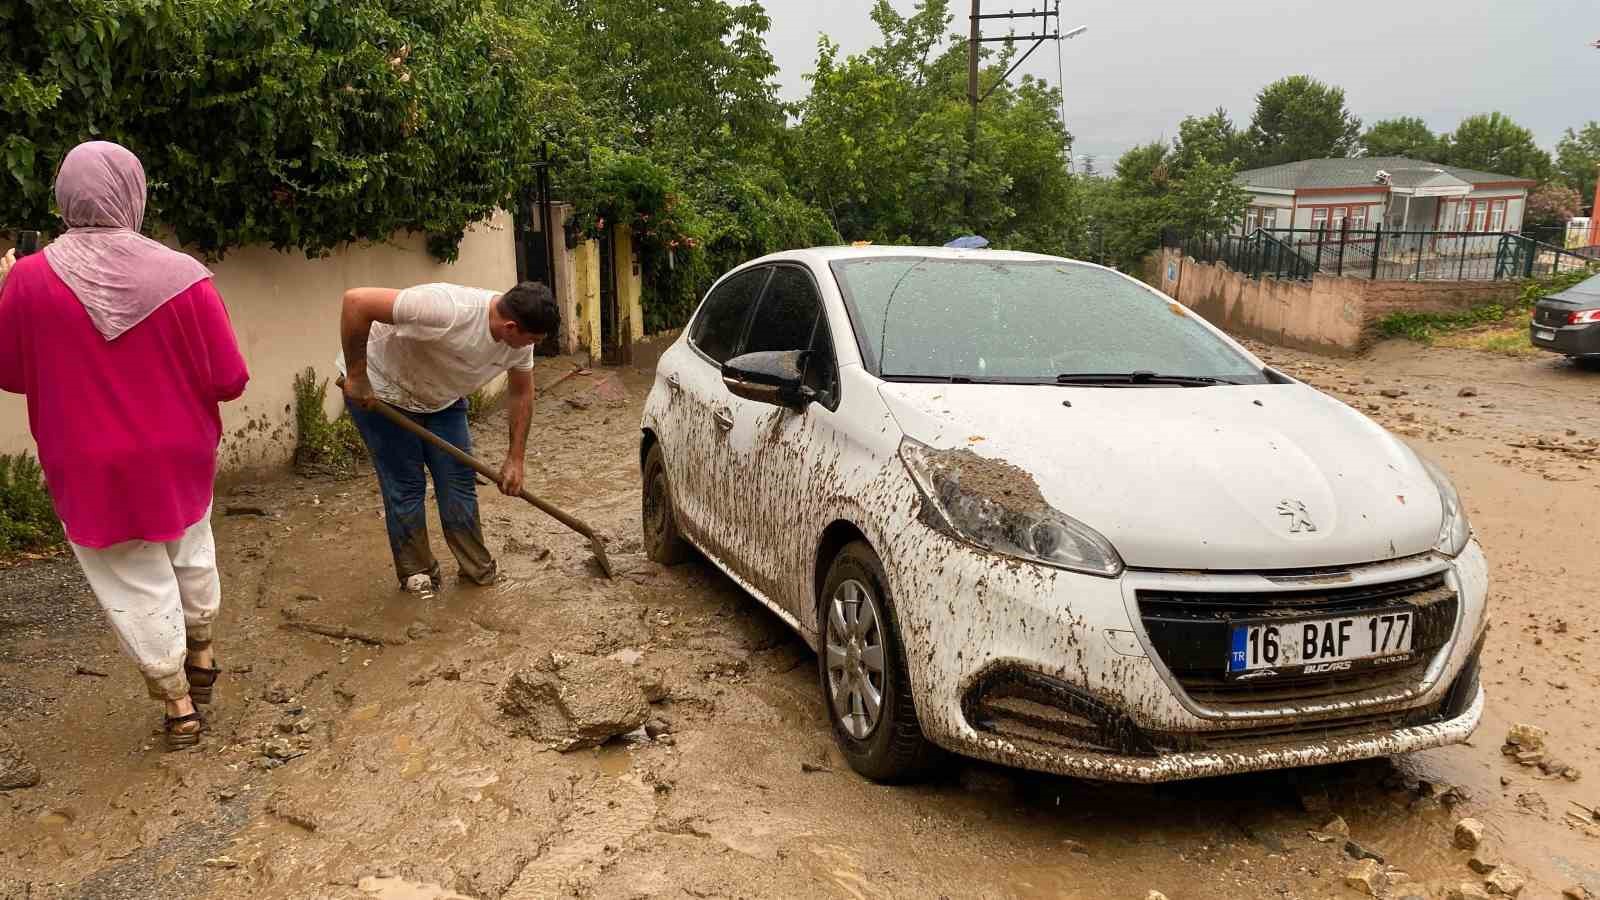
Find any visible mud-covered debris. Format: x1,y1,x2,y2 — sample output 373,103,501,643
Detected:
564,396,593,411
1059,839,1089,856
1392,885,1428,900
644,718,673,740
1454,818,1485,850
1344,858,1386,895
639,668,669,704
1322,815,1350,836
203,856,240,869
267,792,321,832
0,733,40,791
1513,750,1545,766
800,762,831,774
1504,723,1547,752
1514,792,1548,816
263,680,293,704
1468,853,1500,875
1459,387,1480,398
1308,830,1341,844
1344,839,1384,863
1380,388,1407,399
1296,785,1333,815
224,505,272,517
497,653,649,751
1563,885,1592,900
1449,884,1492,900
1145,892,1169,900
1485,866,1526,897
1441,785,1470,808
262,738,299,760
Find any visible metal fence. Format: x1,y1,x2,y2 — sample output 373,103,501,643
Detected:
1180,226,1597,283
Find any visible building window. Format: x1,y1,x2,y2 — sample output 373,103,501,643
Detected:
1311,208,1329,232
1472,201,1488,232
1350,206,1368,229
1454,201,1471,232
1262,208,1277,230
1489,199,1506,232
1244,208,1259,233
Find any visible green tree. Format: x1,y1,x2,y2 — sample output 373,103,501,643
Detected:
1360,117,1443,160
1245,76,1362,167
788,0,1077,252
1,0,572,261
1554,121,1600,208
1083,141,1247,270
1171,108,1250,174
1442,113,1551,181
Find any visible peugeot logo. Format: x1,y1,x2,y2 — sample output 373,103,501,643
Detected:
1277,500,1317,533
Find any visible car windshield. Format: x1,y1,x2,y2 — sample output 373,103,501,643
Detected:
829,257,1270,385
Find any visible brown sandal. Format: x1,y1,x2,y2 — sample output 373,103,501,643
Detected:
185,638,219,705
164,711,204,752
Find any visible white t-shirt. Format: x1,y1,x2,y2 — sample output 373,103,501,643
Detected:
338,283,534,413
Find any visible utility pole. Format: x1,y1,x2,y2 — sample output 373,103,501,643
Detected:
964,2,1083,220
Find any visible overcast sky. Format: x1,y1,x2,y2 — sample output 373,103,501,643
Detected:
764,0,1595,170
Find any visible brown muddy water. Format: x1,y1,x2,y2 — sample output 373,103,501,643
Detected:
2,345,1598,900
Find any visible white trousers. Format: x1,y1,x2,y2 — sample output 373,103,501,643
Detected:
69,509,221,701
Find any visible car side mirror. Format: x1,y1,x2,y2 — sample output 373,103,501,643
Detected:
722,350,816,410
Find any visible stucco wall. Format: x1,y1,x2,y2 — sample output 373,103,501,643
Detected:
1,212,517,471
1155,247,1526,355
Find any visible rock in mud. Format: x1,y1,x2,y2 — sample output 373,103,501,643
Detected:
1467,852,1500,875
498,653,649,751
1504,723,1546,752
263,680,293,704
0,733,40,791
1145,892,1169,900
1448,884,1492,900
1345,859,1386,896
1296,785,1333,815
1485,867,1526,897
1562,885,1592,900
1392,886,1429,900
1344,838,1384,863
644,718,673,739
639,668,669,704
1458,387,1479,397
1454,817,1485,850
1322,815,1350,836
1380,388,1407,399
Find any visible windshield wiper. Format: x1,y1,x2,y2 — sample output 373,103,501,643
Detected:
1054,371,1238,387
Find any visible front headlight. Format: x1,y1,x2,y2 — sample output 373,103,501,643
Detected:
1419,455,1471,557
899,438,1124,577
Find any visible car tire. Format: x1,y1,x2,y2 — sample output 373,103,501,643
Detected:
818,540,941,782
641,443,691,566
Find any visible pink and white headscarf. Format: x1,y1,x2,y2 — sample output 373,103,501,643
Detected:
42,141,212,340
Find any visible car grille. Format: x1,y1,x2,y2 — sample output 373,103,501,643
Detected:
1137,572,1459,712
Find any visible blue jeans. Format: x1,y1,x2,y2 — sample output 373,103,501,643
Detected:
348,398,496,586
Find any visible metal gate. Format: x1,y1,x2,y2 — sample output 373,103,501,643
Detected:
513,142,559,357
597,227,621,365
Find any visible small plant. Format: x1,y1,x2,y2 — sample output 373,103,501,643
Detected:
467,387,497,422
292,368,367,478
0,452,64,556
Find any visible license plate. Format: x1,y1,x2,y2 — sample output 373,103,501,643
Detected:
1227,611,1413,677
1535,328,1556,342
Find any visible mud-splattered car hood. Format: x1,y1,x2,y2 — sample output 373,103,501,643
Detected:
878,380,1445,570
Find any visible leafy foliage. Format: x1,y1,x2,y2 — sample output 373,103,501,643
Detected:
1172,109,1252,173
1525,183,1583,228
292,368,366,477
1246,76,1362,167
0,452,63,556
786,0,1078,253
0,0,572,261
1360,117,1444,160
1554,121,1600,210
1077,139,1248,271
1442,113,1551,182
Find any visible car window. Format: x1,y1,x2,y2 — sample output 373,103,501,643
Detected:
829,257,1268,384
744,266,840,406
690,267,769,364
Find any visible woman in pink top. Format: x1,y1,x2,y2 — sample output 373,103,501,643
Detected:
0,141,248,750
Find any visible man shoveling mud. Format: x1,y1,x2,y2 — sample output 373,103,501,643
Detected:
339,281,559,593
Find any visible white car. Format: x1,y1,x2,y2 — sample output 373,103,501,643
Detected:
639,246,1487,783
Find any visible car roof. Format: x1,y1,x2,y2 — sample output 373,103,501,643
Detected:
746,245,1073,267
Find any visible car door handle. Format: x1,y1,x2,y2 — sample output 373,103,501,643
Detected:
666,373,682,393
713,409,734,431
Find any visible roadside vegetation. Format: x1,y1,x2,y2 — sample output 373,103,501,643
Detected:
0,453,63,558
1374,269,1594,349
292,369,367,478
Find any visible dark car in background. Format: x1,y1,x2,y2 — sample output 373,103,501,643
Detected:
1531,272,1600,361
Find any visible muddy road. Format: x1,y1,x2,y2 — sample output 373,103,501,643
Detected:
2,344,1598,900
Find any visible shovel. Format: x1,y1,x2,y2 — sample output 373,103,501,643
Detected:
360,394,614,578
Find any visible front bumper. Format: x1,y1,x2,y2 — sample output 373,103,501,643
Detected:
1531,321,1600,356
888,530,1489,783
